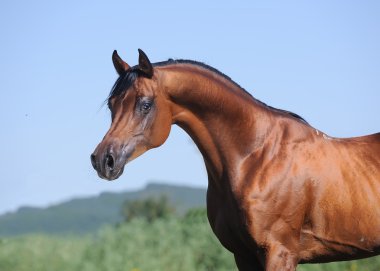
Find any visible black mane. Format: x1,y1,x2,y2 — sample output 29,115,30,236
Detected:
108,59,307,124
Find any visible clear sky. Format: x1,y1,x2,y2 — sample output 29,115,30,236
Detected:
0,1,379,214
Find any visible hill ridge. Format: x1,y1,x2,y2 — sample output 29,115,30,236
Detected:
0,182,206,236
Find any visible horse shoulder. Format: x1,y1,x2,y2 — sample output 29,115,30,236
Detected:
232,134,318,251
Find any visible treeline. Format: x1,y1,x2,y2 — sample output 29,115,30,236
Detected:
0,196,379,271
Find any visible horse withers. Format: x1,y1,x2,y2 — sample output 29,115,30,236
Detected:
91,49,380,271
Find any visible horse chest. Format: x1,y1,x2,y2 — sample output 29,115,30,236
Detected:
206,187,258,254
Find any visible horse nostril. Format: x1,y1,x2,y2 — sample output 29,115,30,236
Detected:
90,154,97,170
105,154,115,170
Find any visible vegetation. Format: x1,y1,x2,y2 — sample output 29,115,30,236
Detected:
0,206,379,270
121,195,175,223
0,187,379,270
0,208,236,271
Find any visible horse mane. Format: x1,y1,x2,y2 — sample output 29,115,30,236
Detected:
108,59,308,124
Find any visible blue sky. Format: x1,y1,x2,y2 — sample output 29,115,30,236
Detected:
0,1,379,214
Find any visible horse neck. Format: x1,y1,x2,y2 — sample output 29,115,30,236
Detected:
158,64,273,183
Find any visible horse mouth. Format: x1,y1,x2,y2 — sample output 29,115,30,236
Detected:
97,165,125,181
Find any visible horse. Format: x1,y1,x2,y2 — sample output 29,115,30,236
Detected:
91,49,380,270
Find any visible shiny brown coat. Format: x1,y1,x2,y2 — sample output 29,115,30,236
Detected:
91,50,380,270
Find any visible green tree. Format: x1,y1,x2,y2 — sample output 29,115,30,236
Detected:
121,195,175,223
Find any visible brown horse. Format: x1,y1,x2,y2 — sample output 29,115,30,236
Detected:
91,49,380,270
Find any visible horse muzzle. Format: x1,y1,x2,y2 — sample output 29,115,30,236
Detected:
90,144,133,181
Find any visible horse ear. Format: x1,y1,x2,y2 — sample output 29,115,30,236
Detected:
112,50,130,75
138,49,153,78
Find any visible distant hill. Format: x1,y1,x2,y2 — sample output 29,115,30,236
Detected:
0,183,206,236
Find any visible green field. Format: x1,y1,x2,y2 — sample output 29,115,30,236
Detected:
1,209,379,271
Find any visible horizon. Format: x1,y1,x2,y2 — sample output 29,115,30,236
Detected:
0,181,206,216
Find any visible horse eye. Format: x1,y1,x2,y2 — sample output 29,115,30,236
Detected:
141,101,152,113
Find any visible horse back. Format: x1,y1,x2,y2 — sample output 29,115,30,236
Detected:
346,132,380,144
366,132,380,145
339,131,380,162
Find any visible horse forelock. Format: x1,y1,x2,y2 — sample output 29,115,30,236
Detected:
107,69,138,105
